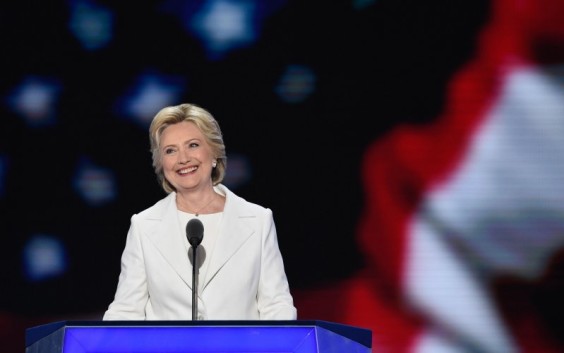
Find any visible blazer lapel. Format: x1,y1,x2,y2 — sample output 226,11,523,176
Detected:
145,192,194,290
202,185,255,290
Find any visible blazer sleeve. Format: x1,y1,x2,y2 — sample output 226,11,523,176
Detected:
103,215,149,320
256,208,298,319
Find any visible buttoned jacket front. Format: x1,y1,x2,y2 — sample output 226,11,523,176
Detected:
104,184,296,321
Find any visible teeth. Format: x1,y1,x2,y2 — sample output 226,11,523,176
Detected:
179,166,197,174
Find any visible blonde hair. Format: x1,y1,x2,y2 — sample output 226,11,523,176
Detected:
149,103,226,193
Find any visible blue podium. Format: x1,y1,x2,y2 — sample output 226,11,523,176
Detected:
25,320,372,353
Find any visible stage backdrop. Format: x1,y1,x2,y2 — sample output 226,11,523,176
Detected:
2,1,564,352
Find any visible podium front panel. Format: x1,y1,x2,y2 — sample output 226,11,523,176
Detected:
26,320,372,353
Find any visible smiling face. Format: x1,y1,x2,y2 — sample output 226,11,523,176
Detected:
160,121,216,193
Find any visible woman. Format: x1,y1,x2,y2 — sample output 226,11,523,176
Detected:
103,103,297,320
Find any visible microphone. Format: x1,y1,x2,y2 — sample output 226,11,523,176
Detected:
186,218,204,321
186,218,204,247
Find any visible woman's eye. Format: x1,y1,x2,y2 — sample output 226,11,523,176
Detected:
189,142,199,148
164,148,175,154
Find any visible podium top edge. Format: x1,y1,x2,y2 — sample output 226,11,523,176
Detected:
26,320,372,348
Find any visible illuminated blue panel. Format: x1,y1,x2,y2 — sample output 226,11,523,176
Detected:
25,321,372,353
62,326,317,353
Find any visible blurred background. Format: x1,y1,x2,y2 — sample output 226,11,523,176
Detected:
2,0,564,352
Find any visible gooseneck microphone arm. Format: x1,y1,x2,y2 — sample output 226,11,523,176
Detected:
186,218,204,321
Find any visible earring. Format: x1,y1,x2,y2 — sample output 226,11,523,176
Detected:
212,160,217,168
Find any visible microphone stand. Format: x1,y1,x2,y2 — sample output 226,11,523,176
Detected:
186,217,204,321
192,245,199,321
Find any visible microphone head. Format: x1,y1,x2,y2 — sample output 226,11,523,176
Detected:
186,218,204,247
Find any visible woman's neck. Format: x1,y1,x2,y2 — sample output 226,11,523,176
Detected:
176,186,223,215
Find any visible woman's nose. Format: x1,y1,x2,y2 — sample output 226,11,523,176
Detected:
178,149,190,163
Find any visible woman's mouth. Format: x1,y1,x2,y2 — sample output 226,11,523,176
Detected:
178,166,197,175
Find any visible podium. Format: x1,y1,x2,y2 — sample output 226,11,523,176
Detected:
25,320,372,353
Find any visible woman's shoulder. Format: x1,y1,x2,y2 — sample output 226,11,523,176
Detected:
219,184,272,216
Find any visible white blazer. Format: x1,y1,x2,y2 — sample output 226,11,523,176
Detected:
103,184,297,320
